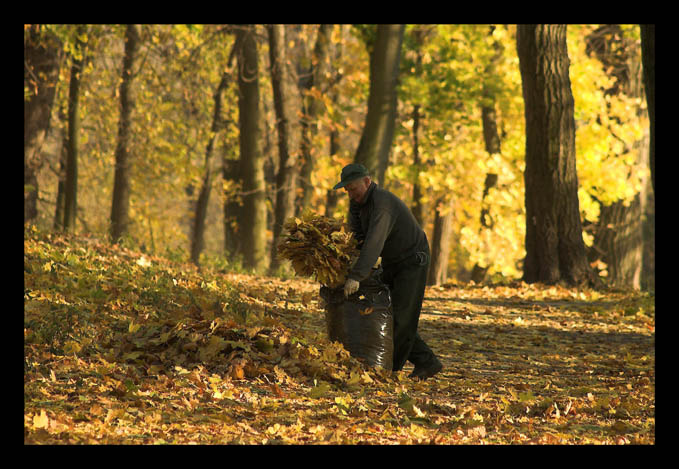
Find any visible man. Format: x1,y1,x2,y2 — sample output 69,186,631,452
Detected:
333,163,443,380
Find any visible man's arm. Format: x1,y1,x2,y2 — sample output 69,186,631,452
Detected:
348,208,395,281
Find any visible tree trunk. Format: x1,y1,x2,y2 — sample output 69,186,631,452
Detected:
640,24,654,195
236,25,268,272
411,103,425,227
268,24,298,273
190,67,231,266
110,24,141,243
471,28,504,283
296,24,332,214
585,25,648,289
222,158,241,257
63,26,87,232
54,103,67,230
428,197,454,285
517,24,593,286
24,25,63,223
354,24,405,185
325,25,346,219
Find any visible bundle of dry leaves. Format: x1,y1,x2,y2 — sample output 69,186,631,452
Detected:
277,212,358,288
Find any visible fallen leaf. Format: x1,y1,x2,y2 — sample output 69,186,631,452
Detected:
33,410,49,429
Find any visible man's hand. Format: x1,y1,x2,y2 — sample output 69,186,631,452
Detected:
344,278,359,297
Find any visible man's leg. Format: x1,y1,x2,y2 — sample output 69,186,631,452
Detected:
388,261,434,371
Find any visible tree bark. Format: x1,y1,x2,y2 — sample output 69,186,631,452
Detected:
190,67,231,266
296,24,332,214
517,24,593,286
471,28,503,283
428,198,454,285
585,24,648,289
325,25,346,219
354,24,405,185
110,24,141,243
63,26,87,232
236,25,268,272
640,24,654,195
268,24,298,272
24,25,63,223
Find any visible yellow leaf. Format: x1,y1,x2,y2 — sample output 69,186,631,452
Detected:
128,322,141,333
64,340,82,355
309,381,331,398
33,410,49,429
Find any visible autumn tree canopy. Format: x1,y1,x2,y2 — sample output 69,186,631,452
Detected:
24,24,653,289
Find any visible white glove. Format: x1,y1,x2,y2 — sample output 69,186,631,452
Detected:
344,278,360,297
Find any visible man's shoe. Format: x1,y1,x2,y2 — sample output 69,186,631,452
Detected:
408,358,443,380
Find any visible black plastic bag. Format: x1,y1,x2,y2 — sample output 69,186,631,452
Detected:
319,267,393,370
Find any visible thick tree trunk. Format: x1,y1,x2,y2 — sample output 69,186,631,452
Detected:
24,25,63,223
236,25,268,272
63,27,87,232
268,24,298,272
585,25,648,289
517,24,593,286
110,24,141,242
354,24,405,185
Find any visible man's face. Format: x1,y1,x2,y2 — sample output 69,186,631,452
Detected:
344,177,371,203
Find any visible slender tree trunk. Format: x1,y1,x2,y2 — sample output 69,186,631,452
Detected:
325,125,342,217
471,28,503,283
325,24,346,219
268,24,298,272
110,24,141,243
24,25,63,223
63,26,87,232
411,104,425,227
236,25,268,272
354,24,405,185
190,68,231,266
296,24,332,214
428,198,454,285
640,24,654,195
517,24,594,286
54,103,67,230
222,158,241,257
409,26,430,227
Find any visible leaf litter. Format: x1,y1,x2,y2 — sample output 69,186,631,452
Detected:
24,226,654,444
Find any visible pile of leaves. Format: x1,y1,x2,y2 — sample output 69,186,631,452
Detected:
24,225,654,444
277,212,358,287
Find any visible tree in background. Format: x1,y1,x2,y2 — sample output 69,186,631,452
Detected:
190,49,234,266
63,25,88,232
268,24,299,273
24,25,63,223
517,24,594,286
640,24,654,195
582,25,649,289
110,24,141,243
354,24,405,185
235,25,268,272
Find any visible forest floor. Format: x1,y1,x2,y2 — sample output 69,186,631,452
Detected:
24,226,655,445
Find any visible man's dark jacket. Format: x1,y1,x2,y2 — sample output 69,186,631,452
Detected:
347,182,428,281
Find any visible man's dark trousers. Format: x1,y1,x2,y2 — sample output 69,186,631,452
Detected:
381,247,437,372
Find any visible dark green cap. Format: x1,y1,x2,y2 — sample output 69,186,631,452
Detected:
333,163,369,190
